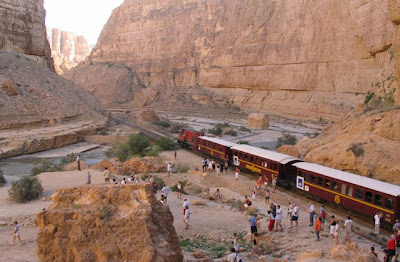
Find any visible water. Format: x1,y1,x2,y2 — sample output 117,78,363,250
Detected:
0,143,109,183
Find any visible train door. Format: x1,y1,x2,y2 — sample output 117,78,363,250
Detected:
280,161,301,189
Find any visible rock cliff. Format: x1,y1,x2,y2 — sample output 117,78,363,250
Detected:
65,0,400,121
47,28,91,74
0,0,54,70
36,184,183,262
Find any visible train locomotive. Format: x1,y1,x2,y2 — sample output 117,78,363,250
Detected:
178,128,400,225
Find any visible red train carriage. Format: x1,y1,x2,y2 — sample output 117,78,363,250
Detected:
293,162,400,225
177,129,204,151
197,136,237,163
231,144,302,187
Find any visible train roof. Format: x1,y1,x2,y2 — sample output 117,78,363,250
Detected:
231,144,301,164
293,162,400,197
199,136,238,148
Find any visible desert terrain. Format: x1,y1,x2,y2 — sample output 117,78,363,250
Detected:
0,149,391,261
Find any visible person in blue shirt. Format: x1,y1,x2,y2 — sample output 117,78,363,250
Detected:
249,214,257,240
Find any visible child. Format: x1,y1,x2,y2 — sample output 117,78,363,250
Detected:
252,187,257,201
235,167,239,180
265,190,270,206
12,221,22,245
86,172,91,184
370,247,377,257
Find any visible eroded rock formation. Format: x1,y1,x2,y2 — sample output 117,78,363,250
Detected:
36,184,182,261
65,0,400,121
47,28,91,74
0,0,54,70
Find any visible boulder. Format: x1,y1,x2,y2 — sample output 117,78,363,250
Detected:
36,184,183,261
140,109,160,122
276,145,300,158
122,157,165,174
0,79,19,96
247,113,269,130
96,159,122,174
295,250,323,262
192,250,206,258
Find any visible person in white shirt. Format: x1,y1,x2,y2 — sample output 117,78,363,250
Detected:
344,216,354,243
290,203,299,231
167,163,172,175
374,213,381,235
309,203,315,226
227,248,241,262
275,204,283,231
232,233,240,251
183,198,189,215
161,184,169,202
183,206,190,229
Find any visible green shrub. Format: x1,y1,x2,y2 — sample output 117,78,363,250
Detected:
153,120,171,128
31,159,62,176
174,164,190,173
239,126,251,132
116,143,131,162
170,122,187,133
171,180,188,192
364,92,375,105
237,140,249,144
155,137,177,150
153,176,165,189
105,145,118,158
128,134,150,156
228,199,244,211
141,174,149,181
276,133,297,148
98,130,108,136
223,129,238,136
145,146,161,157
208,126,223,136
0,170,6,186
8,176,43,203
347,143,365,157
60,153,76,166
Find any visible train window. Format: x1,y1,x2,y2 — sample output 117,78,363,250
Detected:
341,184,346,194
365,191,373,203
304,172,309,182
244,154,248,160
250,156,253,162
298,171,303,177
220,146,223,151
347,186,353,197
332,181,338,191
324,179,331,189
239,153,242,159
386,198,394,210
317,177,323,186
355,188,363,200
375,194,382,206
311,175,316,184
234,152,238,156
270,163,278,170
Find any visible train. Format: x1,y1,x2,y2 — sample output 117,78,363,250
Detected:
178,128,400,226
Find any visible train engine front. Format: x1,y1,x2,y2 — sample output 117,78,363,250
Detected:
177,129,204,151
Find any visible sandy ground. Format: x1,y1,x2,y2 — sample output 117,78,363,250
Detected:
0,149,390,261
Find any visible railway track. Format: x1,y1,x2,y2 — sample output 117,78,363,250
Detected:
111,117,167,139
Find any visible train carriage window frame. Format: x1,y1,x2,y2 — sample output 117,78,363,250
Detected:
324,179,331,189
365,191,373,203
250,156,254,162
385,197,394,210
355,188,363,200
317,176,323,186
374,194,382,206
347,185,353,197
332,181,338,191
304,172,309,182
341,184,346,194
311,174,316,184
244,154,248,161
270,162,278,171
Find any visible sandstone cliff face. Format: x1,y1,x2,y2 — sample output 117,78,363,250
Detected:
65,0,400,120
295,108,400,185
0,0,54,70
36,184,183,262
47,28,91,74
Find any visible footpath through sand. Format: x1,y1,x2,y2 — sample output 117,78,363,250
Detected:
0,149,390,261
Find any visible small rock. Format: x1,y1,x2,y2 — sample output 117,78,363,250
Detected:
193,250,206,258
42,197,47,201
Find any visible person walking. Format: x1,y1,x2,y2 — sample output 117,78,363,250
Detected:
252,187,257,201
161,184,169,203
177,181,183,199
264,176,268,190
76,154,81,171
183,198,189,214
256,176,262,194
216,163,220,175
232,233,240,251
393,219,400,232
333,220,340,245
267,210,275,231
272,176,277,193
290,203,299,231
330,216,337,239
276,204,283,231
344,216,354,243
394,229,400,262
86,171,91,184
202,158,206,172
224,161,228,175
264,190,270,206
250,232,259,257
374,212,381,235
387,234,396,261
174,150,177,159
103,167,111,184
249,214,258,240
183,206,190,230
270,202,277,218
167,163,172,175
315,217,322,241
319,205,326,230
287,202,293,218
309,203,315,226
235,167,239,180
12,221,22,245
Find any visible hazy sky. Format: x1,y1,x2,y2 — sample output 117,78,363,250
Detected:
44,0,124,45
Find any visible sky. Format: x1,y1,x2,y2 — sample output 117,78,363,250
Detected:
44,0,124,45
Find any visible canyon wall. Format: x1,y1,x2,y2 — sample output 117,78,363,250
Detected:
0,0,107,158
0,0,54,70
65,0,400,120
47,28,91,74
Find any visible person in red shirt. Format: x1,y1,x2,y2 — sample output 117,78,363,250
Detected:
387,234,396,262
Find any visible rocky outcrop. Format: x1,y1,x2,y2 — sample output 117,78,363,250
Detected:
247,113,269,130
0,0,54,70
36,184,183,261
0,52,107,158
295,108,400,185
65,0,400,121
47,28,91,74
